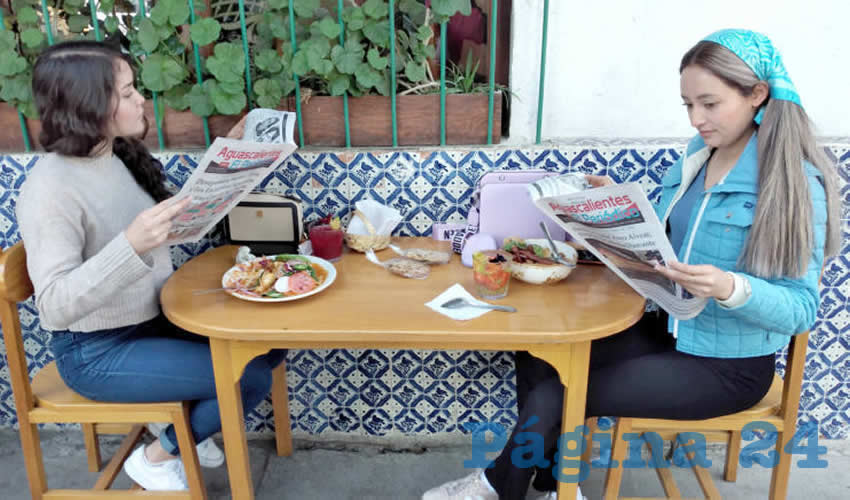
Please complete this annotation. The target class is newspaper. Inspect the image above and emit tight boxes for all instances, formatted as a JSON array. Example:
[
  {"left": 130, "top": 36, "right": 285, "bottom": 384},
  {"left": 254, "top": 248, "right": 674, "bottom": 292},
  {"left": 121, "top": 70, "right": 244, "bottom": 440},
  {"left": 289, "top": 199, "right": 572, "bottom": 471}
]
[
  {"left": 166, "top": 109, "right": 298, "bottom": 244},
  {"left": 528, "top": 175, "right": 708, "bottom": 320}
]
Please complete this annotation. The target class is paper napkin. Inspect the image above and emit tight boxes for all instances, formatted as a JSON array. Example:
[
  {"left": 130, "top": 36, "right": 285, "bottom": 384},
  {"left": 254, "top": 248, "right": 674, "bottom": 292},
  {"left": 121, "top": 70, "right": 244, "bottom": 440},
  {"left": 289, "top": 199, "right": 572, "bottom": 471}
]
[{"left": 426, "top": 283, "right": 495, "bottom": 321}]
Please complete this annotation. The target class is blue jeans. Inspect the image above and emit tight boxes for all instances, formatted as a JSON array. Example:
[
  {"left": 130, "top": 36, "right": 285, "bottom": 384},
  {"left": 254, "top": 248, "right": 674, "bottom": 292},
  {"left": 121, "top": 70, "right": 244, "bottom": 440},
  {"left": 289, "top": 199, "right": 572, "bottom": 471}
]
[{"left": 50, "top": 314, "right": 287, "bottom": 455}]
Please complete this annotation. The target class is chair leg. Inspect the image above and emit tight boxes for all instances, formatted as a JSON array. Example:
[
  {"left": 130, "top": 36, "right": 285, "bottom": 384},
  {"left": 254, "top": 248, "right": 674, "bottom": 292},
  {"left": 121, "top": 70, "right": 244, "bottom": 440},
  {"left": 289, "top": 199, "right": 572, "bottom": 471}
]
[
  {"left": 172, "top": 403, "right": 208, "bottom": 500},
  {"left": 603, "top": 417, "right": 632, "bottom": 500},
  {"left": 769, "top": 430, "right": 793, "bottom": 500},
  {"left": 82, "top": 423, "right": 103, "bottom": 472},
  {"left": 92, "top": 424, "right": 145, "bottom": 490},
  {"left": 581, "top": 417, "right": 597, "bottom": 465},
  {"left": 724, "top": 430, "right": 741, "bottom": 482},
  {"left": 19, "top": 422, "right": 48, "bottom": 500},
  {"left": 272, "top": 360, "right": 293, "bottom": 457}
]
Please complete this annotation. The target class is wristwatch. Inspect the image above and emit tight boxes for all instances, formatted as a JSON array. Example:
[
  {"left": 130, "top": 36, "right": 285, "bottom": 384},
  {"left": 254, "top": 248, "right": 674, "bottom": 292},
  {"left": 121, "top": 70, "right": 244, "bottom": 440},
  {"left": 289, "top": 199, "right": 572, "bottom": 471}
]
[{"left": 717, "top": 272, "right": 752, "bottom": 309}]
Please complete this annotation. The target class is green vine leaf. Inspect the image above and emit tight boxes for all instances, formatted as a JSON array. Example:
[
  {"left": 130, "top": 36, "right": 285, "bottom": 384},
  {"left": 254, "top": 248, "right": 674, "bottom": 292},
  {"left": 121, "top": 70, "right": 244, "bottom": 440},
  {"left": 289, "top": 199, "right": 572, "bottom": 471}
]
[
  {"left": 190, "top": 18, "right": 221, "bottom": 46},
  {"left": 16, "top": 7, "right": 39, "bottom": 25},
  {"left": 141, "top": 54, "right": 188, "bottom": 92},
  {"left": 105, "top": 16, "right": 119, "bottom": 34},
  {"left": 313, "top": 17, "right": 341, "bottom": 40},
  {"left": 207, "top": 80, "right": 246, "bottom": 115},
  {"left": 291, "top": 51, "right": 309, "bottom": 76},
  {"left": 138, "top": 18, "right": 161, "bottom": 53},
  {"left": 254, "top": 78, "right": 283, "bottom": 108},
  {"left": 329, "top": 73, "right": 350, "bottom": 96},
  {"left": 417, "top": 25, "right": 432, "bottom": 42},
  {"left": 404, "top": 60, "right": 426, "bottom": 83},
  {"left": 268, "top": 0, "right": 288, "bottom": 9},
  {"left": 63, "top": 0, "right": 86, "bottom": 10},
  {"left": 342, "top": 7, "right": 366, "bottom": 31},
  {"left": 164, "top": 84, "right": 191, "bottom": 111},
  {"left": 0, "top": 31, "right": 16, "bottom": 52},
  {"left": 0, "top": 74, "right": 30, "bottom": 103},
  {"left": 293, "top": 0, "right": 319, "bottom": 19},
  {"left": 430, "top": 0, "right": 471, "bottom": 20},
  {"left": 21, "top": 28, "right": 45, "bottom": 48},
  {"left": 188, "top": 83, "right": 215, "bottom": 117},
  {"left": 207, "top": 43, "right": 245, "bottom": 84},
  {"left": 100, "top": 0, "right": 115, "bottom": 11},
  {"left": 363, "top": 20, "right": 390, "bottom": 48},
  {"left": 0, "top": 54, "right": 27, "bottom": 76},
  {"left": 331, "top": 45, "right": 363, "bottom": 75},
  {"left": 367, "top": 48, "right": 388, "bottom": 70},
  {"left": 363, "top": 0, "right": 388, "bottom": 19},
  {"left": 150, "top": 0, "right": 190, "bottom": 27},
  {"left": 400, "top": 0, "right": 427, "bottom": 24},
  {"left": 256, "top": 49, "right": 283, "bottom": 74},
  {"left": 354, "top": 63, "right": 382, "bottom": 90}
]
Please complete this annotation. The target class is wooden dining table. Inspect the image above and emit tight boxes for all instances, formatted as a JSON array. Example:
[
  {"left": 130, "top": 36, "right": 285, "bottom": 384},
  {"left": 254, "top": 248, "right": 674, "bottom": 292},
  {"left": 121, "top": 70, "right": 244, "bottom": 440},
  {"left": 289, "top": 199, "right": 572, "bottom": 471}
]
[{"left": 160, "top": 238, "right": 645, "bottom": 499}]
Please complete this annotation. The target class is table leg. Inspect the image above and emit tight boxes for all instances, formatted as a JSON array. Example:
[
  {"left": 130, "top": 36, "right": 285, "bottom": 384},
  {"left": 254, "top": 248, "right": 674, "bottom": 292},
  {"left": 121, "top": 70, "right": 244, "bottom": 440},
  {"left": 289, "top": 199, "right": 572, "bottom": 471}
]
[
  {"left": 530, "top": 341, "right": 592, "bottom": 500},
  {"left": 210, "top": 338, "right": 255, "bottom": 500}
]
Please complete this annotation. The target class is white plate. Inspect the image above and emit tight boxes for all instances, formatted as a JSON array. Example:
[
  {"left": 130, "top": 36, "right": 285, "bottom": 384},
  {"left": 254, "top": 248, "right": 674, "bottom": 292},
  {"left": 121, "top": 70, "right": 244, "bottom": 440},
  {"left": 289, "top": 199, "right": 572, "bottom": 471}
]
[{"left": 221, "top": 255, "right": 337, "bottom": 303}]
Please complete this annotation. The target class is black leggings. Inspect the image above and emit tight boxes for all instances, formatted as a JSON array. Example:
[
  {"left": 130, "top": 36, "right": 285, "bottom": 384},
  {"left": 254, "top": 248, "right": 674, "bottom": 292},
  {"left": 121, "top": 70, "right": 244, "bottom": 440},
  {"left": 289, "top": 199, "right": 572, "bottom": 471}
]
[{"left": 485, "top": 313, "right": 776, "bottom": 499}]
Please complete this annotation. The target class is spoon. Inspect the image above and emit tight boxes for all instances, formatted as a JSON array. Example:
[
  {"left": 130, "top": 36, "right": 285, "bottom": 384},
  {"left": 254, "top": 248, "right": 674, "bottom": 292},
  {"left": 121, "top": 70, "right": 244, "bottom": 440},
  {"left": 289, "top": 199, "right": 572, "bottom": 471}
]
[
  {"left": 539, "top": 222, "right": 575, "bottom": 267},
  {"left": 440, "top": 297, "right": 517, "bottom": 313}
]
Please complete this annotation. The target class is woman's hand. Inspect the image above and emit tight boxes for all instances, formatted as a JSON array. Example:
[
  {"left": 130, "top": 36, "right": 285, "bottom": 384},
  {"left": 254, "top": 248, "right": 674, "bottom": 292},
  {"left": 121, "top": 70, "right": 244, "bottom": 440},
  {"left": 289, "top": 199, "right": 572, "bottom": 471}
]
[
  {"left": 125, "top": 197, "right": 192, "bottom": 255},
  {"left": 653, "top": 261, "right": 735, "bottom": 300},
  {"left": 585, "top": 174, "right": 615, "bottom": 188},
  {"left": 226, "top": 115, "right": 248, "bottom": 140}
]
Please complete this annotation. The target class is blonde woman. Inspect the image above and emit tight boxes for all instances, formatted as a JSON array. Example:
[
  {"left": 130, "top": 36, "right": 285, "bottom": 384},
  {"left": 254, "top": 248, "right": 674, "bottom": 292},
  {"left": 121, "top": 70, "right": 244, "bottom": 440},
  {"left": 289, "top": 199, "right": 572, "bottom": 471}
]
[{"left": 423, "top": 29, "right": 838, "bottom": 500}]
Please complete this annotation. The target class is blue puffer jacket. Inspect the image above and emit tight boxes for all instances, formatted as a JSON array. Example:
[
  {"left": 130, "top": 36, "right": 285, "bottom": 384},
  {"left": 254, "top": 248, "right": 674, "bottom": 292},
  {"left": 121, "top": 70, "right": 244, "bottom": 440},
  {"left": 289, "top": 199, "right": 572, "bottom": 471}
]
[{"left": 654, "top": 133, "right": 826, "bottom": 358}]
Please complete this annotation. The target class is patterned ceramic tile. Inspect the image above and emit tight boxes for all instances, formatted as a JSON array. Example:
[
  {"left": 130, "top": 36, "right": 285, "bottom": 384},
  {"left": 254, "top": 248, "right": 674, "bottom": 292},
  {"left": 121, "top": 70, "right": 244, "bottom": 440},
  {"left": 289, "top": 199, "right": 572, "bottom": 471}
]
[{"left": 2, "top": 141, "right": 850, "bottom": 442}]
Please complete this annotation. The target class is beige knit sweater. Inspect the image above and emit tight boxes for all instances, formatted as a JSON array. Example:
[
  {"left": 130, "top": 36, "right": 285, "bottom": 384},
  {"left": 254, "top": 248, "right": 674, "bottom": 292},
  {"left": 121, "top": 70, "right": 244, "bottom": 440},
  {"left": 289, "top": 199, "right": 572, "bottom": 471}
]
[{"left": 16, "top": 152, "right": 174, "bottom": 332}]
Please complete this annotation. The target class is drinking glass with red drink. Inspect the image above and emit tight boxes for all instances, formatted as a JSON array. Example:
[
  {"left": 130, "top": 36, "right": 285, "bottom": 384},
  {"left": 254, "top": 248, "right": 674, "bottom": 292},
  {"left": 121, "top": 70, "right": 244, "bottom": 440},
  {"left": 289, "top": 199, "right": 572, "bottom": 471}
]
[{"left": 309, "top": 215, "right": 343, "bottom": 261}]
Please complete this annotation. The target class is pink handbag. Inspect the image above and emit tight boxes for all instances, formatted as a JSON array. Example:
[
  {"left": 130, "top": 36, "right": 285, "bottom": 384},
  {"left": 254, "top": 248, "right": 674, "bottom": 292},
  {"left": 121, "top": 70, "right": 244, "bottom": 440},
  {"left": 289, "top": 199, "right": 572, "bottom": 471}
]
[{"left": 451, "top": 169, "right": 567, "bottom": 253}]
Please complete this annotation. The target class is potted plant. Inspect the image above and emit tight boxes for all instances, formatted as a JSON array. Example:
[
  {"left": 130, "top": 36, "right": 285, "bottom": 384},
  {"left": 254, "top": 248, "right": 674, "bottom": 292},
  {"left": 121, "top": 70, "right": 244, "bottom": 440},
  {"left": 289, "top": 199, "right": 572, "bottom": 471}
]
[{"left": 1, "top": 0, "right": 504, "bottom": 151}]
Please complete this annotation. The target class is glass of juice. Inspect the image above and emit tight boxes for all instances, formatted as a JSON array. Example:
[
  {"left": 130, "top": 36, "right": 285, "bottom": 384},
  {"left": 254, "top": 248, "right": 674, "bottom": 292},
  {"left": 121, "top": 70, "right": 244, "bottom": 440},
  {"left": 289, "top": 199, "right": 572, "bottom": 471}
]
[
  {"left": 309, "top": 224, "right": 344, "bottom": 261},
  {"left": 472, "top": 250, "right": 511, "bottom": 299}
]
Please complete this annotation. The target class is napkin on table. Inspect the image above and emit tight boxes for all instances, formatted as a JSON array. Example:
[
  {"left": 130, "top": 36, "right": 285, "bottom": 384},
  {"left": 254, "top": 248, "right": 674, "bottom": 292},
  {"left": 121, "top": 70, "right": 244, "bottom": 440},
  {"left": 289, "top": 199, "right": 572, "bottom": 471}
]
[{"left": 426, "top": 283, "right": 495, "bottom": 320}]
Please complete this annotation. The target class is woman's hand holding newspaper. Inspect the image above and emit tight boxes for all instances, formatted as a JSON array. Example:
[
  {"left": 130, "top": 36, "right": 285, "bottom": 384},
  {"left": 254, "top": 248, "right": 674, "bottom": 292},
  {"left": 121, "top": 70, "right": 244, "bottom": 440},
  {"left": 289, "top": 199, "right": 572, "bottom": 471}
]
[
  {"left": 654, "top": 261, "right": 735, "bottom": 300},
  {"left": 584, "top": 174, "right": 615, "bottom": 187}
]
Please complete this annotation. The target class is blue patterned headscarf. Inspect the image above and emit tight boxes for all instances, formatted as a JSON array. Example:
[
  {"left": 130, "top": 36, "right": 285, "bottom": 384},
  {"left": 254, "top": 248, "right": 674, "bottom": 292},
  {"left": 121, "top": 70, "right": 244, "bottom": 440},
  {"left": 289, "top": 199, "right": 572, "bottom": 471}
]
[{"left": 702, "top": 29, "right": 801, "bottom": 124}]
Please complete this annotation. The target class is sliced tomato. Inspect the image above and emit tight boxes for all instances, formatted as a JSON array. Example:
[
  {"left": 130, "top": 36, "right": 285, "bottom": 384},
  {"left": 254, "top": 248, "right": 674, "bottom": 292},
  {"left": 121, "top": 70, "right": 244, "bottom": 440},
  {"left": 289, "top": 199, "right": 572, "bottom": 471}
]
[{"left": 288, "top": 271, "right": 319, "bottom": 295}]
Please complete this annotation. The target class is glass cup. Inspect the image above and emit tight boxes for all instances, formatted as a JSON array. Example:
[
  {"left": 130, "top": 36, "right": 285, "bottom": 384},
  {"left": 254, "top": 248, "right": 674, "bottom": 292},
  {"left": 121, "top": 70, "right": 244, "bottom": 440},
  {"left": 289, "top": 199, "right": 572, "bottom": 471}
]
[
  {"left": 309, "top": 224, "right": 344, "bottom": 261},
  {"left": 472, "top": 250, "right": 511, "bottom": 299}
]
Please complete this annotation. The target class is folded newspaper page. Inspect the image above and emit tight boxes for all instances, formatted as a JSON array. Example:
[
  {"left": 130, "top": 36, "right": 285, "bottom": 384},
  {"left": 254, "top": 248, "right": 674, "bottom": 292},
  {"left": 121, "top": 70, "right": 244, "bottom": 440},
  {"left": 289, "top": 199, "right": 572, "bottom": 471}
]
[
  {"left": 166, "top": 109, "right": 297, "bottom": 245},
  {"left": 528, "top": 175, "right": 708, "bottom": 320}
]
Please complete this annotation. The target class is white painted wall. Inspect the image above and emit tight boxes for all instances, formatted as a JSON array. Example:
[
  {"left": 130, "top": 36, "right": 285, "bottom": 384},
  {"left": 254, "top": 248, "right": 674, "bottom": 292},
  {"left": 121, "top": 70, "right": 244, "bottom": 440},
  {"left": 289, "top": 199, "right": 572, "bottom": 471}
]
[{"left": 507, "top": 0, "right": 850, "bottom": 143}]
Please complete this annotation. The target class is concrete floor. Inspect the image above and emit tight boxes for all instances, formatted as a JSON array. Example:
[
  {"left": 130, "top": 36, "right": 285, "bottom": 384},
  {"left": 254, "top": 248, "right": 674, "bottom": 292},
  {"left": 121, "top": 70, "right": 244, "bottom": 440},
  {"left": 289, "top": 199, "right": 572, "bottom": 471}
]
[{"left": 1, "top": 428, "right": 848, "bottom": 499}]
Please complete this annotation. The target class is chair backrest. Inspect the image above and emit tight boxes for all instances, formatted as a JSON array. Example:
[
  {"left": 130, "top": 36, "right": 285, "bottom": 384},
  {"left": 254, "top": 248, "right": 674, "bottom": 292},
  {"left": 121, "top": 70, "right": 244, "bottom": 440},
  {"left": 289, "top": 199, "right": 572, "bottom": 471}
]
[{"left": 0, "top": 242, "right": 37, "bottom": 417}]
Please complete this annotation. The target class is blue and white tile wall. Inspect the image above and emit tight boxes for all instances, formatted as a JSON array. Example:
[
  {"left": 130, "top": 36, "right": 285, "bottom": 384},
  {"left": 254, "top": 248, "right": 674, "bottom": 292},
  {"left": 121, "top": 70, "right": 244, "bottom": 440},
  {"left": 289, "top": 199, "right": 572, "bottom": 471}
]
[{"left": 1, "top": 140, "right": 849, "bottom": 442}]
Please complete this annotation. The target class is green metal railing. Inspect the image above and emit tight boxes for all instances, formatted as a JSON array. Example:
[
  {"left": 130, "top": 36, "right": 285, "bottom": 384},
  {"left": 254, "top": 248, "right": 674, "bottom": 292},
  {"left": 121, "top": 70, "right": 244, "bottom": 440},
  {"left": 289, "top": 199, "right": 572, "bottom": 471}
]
[{"left": 3, "top": 0, "right": 555, "bottom": 150}]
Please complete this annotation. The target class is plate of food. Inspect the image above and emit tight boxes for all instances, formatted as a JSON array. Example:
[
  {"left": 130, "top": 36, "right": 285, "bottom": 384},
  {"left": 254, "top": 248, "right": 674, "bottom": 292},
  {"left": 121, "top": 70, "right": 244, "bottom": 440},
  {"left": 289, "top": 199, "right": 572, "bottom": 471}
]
[{"left": 221, "top": 254, "right": 337, "bottom": 302}]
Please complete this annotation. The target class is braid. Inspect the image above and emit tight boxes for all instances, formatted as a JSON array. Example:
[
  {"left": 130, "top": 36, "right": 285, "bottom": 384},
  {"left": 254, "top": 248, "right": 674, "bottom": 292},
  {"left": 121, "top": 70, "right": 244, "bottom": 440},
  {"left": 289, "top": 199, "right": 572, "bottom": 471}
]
[{"left": 112, "top": 137, "right": 172, "bottom": 202}]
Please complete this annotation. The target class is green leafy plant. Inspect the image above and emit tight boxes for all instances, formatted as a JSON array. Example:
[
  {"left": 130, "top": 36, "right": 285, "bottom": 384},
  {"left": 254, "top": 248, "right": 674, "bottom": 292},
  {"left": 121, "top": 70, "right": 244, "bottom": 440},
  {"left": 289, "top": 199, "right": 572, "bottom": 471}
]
[
  {"left": 252, "top": 0, "right": 471, "bottom": 105},
  {"left": 0, "top": 1, "right": 47, "bottom": 118},
  {"left": 2, "top": 0, "right": 498, "bottom": 122}
]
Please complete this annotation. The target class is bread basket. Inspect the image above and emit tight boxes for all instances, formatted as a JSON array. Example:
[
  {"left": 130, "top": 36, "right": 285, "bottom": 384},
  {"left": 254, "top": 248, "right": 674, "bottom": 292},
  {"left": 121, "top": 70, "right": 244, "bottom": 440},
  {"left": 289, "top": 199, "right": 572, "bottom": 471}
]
[{"left": 344, "top": 209, "right": 390, "bottom": 252}]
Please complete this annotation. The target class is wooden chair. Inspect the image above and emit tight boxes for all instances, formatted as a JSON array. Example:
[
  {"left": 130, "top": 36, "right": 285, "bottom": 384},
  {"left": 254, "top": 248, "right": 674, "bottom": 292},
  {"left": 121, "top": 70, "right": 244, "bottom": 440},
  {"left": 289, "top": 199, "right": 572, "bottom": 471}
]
[
  {"left": 0, "top": 241, "right": 209, "bottom": 499},
  {"left": 584, "top": 330, "right": 809, "bottom": 500}
]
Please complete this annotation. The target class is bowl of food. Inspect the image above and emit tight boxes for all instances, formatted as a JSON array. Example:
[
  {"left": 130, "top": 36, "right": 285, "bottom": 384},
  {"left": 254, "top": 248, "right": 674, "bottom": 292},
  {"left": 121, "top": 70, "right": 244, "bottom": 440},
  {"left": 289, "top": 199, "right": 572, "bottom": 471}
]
[{"left": 503, "top": 237, "right": 578, "bottom": 285}]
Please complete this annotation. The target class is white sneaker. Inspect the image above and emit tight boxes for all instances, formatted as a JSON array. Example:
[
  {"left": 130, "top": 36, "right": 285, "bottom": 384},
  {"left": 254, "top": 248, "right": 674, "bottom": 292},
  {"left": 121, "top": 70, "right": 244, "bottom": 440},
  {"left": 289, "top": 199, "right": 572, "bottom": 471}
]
[
  {"left": 147, "top": 422, "right": 225, "bottom": 468},
  {"left": 123, "top": 445, "right": 187, "bottom": 491},
  {"left": 422, "top": 470, "right": 498, "bottom": 500},
  {"left": 531, "top": 485, "right": 587, "bottom": 500}
]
